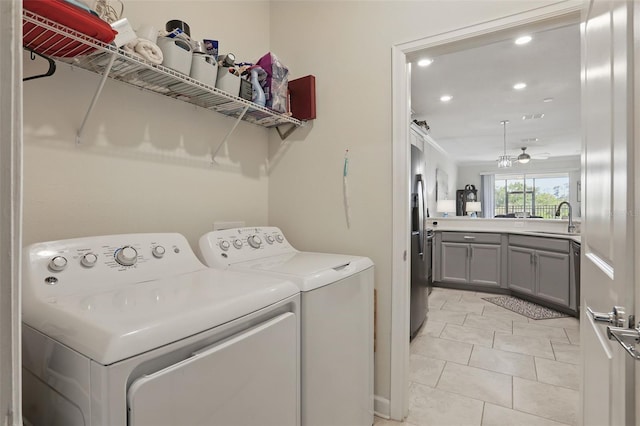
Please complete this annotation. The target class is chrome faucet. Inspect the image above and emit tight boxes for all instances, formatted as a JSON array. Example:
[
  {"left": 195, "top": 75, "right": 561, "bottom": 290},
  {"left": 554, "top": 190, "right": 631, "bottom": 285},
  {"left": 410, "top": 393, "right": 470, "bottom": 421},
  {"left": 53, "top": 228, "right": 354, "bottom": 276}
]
[{"left": 555, "top": 201, "right": 576, "bottom": 233}]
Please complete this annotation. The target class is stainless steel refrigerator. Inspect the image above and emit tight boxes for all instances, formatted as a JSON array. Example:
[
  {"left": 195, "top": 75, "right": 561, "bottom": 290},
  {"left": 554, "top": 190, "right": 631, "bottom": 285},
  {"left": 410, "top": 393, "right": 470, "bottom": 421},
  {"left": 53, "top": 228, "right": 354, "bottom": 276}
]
[{"left": 410, "top": 144, "right": 430, "bottom": 339}]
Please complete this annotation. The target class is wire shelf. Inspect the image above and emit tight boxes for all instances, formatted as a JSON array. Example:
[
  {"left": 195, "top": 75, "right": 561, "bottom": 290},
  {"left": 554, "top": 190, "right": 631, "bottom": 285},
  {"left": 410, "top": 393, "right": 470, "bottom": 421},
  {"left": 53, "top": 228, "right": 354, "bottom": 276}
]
[{"left": 22, "top": 9, "right": 302, "bottom": 130}]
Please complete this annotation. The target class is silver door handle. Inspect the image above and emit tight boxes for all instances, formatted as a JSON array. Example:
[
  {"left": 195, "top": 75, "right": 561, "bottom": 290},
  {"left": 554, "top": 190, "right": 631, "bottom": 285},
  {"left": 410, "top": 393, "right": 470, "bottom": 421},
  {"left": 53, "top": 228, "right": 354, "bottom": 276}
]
[
  {"left": 607, "top": 326, "right": 640, "bottom": 360},
  {"left": 587, "top": 306, "right": 628, "bottom": 327},
  {"left": 463, "top": 236, "right": 475, "bottom": 240}
]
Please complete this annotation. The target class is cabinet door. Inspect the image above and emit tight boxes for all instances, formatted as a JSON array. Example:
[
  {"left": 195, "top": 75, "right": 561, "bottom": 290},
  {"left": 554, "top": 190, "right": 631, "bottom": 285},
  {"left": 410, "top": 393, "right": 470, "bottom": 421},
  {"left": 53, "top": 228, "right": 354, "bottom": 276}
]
[
  {"left": 535, "top": 249, "right": 570, "bottom": 306},
  {"left": 469, "top": 244, "right": 501, "bottom": 287},
  {"left": 508, "top": 246, "right": 536, "bottom": 295},
  {"left": 441, "top": 242, "right": 469, "bottom": 283}
]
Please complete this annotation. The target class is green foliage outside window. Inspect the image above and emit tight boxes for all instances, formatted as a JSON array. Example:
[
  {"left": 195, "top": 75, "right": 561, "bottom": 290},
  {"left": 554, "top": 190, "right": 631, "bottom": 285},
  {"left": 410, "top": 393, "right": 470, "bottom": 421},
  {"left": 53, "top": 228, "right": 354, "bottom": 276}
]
[{"left": 494, "top": 174, "right": 569, "bottom": 218}]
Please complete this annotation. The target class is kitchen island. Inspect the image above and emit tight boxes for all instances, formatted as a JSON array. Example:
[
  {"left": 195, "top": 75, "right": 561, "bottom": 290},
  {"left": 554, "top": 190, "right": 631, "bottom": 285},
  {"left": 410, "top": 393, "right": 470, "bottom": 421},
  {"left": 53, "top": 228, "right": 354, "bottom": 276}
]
[{"left": 430, "top": 218, "right": 580, "bottom": 317}]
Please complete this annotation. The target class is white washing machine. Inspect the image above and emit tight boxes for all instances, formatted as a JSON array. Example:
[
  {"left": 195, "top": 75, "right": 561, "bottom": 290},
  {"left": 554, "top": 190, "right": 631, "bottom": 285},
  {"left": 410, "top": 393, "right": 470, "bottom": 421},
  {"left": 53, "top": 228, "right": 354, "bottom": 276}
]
[
  {"left": 22, "top": 233, "right": 300, "bottom": 426},
  {"left": 199, "top": 227, "right": 374, "bottom": 426}
]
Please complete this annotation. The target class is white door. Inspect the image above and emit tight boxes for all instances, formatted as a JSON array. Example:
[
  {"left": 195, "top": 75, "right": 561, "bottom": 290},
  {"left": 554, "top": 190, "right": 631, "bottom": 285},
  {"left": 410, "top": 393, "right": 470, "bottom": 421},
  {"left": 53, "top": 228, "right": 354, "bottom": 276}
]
[{"left": 581, "top": 1, "right": 639, "bottom": 425}]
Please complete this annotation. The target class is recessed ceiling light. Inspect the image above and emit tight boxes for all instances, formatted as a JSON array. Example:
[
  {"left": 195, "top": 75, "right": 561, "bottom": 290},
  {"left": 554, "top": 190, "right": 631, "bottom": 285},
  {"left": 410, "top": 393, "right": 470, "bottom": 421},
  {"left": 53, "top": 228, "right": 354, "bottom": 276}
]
[
  {"left": 513, "top": 82, "right": 527, "bottom": 90},
  {"left": 543, "top": 97, "right": 554, "bottom": 102},
  {"left": 522, "top": 113, "right": 545, "bottom": 120},
  {"left": 440, "top": 95, "right": 453, "bottom": 102},
  {"left": 417, "top": 58, "right": 433, "bottom": 67},
  {"left": 515, "top": 35, "right": 532, "bottom": 45}
]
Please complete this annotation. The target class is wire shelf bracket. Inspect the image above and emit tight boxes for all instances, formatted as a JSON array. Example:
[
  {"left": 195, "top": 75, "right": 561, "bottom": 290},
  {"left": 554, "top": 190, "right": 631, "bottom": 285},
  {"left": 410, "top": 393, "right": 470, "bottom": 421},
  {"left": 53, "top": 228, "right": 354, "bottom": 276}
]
[
  {"left": 76, "top": 52, "right": 116, "bottom": 145},
  {"left": 210, "top": 105, "right": 250, "bottom": 163},
  {"left": 275, "top": 123, "right": 299, "bottom": 141}
]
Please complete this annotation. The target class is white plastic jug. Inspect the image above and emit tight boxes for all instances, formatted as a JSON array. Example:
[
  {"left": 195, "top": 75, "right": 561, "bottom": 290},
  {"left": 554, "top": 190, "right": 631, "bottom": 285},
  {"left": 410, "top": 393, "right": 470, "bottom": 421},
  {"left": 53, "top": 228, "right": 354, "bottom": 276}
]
[
  {"left": 190, "top": 53, "right": 218, "bottom": 87},
  {"left": 157, "top": 36, "right": 192, "bottom": 75}
]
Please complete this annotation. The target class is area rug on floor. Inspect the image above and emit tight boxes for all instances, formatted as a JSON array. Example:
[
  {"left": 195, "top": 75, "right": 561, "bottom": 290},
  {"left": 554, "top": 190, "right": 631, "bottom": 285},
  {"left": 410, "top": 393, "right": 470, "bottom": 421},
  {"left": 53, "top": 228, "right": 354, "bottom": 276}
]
[{"left": 482, "top": 296, "right": 569, "bottom": 320}]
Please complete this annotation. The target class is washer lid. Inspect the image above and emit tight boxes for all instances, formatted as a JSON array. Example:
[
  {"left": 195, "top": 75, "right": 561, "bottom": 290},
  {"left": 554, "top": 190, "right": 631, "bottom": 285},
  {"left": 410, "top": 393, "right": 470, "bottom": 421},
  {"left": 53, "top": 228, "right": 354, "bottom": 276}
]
[
  {"left": 23, "top": 268, "right": 299, "bottom": 365},
  {"left": 234, "top": 252, "right": 374, "bottom": 292}
]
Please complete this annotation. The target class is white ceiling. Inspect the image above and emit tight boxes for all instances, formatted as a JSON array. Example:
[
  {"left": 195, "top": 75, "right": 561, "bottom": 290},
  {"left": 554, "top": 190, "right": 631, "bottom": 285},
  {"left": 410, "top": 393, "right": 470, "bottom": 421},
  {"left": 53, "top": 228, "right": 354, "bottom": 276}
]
[{"left": 410, "top": 23, "right": 581, "bottom": 165}]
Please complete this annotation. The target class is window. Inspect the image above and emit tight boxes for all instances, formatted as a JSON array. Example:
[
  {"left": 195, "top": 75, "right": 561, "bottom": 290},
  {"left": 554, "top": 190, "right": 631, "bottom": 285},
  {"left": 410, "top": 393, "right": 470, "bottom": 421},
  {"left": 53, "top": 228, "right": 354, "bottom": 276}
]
[{"left": 494, "top": 173, "right": 569, "bottom": 218}]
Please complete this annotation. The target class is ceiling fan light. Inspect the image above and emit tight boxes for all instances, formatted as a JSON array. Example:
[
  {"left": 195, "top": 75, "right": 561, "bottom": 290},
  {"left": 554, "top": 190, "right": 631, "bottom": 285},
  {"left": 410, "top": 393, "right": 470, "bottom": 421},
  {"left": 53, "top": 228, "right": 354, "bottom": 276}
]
[{"left": 517, "top": 147, "right": 531, "bottom": 163}]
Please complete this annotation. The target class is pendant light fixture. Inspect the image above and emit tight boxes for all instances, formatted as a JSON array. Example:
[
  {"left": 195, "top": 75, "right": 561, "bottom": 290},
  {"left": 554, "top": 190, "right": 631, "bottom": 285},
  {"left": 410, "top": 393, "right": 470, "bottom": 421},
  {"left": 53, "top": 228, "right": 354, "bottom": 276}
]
[
  {"left": 518, "top": 147, "right": 531, "bottom": 164},
  {"left": 497, "top": 120, "right": 512, "bottom": 168}
]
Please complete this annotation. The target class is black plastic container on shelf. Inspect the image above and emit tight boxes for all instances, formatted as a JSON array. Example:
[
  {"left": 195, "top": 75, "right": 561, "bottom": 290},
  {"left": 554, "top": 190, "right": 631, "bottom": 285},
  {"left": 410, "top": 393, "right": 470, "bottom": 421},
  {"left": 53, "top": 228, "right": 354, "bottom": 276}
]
[{"left": 165, "top": 19, "right": 190, "bottom": 36}]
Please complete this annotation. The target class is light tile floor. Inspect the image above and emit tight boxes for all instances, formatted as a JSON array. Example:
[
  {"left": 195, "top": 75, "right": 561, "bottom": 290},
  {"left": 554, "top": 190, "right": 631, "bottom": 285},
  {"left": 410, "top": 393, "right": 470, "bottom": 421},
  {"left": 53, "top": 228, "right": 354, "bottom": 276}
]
[{"left": 375, "top": 287, "right": 580, "bottom": 426}]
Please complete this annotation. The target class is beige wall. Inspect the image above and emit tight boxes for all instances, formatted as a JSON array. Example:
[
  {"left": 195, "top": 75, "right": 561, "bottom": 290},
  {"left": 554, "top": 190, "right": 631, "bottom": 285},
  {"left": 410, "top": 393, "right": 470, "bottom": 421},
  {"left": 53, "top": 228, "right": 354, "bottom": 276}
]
[
  {"left": 23, "top": 1, "right": 271, "bottom": 247},
  {"left": 267, "top": 0, "right": 569, "bottom": 407}
]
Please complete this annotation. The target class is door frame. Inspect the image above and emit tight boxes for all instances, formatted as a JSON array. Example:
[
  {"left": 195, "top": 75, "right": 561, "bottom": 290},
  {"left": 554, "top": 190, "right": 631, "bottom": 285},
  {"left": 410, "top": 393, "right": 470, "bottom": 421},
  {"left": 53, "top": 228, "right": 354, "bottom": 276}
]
[
  {"left": 0, "top": 0, "right": 23, "bottom": 424},
  {"left": 389, "top": 1, "right": 583, "bottom": 420}
]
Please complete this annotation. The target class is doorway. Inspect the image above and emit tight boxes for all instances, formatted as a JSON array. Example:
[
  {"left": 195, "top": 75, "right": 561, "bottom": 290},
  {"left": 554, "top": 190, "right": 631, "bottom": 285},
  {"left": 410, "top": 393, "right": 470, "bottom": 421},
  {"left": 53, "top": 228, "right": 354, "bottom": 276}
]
[{"left": 389, "top": 2, "right": 583, "bottom": 421}]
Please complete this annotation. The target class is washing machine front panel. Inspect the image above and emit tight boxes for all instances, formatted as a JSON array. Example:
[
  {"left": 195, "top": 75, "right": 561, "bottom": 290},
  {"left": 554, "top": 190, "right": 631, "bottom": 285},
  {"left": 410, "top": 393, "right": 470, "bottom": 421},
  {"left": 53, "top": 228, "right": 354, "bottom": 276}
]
[{"left": 128, "top": 312, "right": 298, "bottom": 426}]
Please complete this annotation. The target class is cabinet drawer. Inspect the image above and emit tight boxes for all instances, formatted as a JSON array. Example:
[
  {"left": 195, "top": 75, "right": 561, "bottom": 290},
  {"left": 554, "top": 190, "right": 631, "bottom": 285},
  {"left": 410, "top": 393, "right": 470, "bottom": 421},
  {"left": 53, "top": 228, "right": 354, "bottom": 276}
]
[
  {"left": 508, "top": 235, "right": 569, "bottom": 252},
  {"left": 441, "top": 232, "right": 501, "bottom": 244}
]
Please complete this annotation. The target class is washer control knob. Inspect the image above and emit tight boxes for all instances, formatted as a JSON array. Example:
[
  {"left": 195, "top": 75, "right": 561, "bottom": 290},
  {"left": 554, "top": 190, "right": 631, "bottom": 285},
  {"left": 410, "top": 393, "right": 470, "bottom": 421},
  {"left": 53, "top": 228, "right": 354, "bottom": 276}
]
[
  {"left": 248, "top": 235, "right": 262, "bottom": 249},
  {"left": 233, "top": 239, "right": 243, "bottom": 249},
  {"left": 115, "top": 246, "right": 138, "bottom": 266},
  {"left": 275, "top": 234, "right": 284, "bottom": 243},
  {"left": 80, "top": 253, "right": 98, "bottom": 268},
  {"left": 265, "top": 235, "right": 275, "bottom": 244},
  {"left": 48, "top": 256, "right": 68, "bottom": 272},
  {"left": 152, "top": 245, "right": 166, "bottom": 259},
  {"left": 219, "top": 240, "right": 231, "bottom": 251}
]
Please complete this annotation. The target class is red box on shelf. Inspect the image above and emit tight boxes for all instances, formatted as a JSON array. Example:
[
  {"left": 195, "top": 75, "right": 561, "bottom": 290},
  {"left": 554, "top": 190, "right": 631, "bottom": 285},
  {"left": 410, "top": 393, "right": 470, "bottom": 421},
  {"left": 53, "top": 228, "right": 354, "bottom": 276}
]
[
  {"left": 23, "top": 0, "right": 117, "bottom": 58},
  {"left": 288, "top": 75, "right": 316, "bottom": 121}
]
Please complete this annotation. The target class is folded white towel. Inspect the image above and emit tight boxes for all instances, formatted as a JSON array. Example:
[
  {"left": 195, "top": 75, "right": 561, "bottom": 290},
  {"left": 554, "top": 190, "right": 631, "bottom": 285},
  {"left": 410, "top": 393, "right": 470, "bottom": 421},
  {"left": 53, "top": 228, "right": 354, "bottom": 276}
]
[
  {"left": 123, "top": 38, "right": 163, "bottom": 65},
  {"left": 134, "top": 39, "right": 163, "bottom": 64}
]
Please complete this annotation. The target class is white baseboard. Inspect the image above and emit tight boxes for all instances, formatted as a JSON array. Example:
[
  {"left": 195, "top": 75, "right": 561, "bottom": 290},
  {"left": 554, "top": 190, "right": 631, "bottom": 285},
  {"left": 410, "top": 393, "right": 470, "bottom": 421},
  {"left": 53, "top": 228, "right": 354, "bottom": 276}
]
[{"left": 374, "top": 395, "right": 390, "bottom": 419}]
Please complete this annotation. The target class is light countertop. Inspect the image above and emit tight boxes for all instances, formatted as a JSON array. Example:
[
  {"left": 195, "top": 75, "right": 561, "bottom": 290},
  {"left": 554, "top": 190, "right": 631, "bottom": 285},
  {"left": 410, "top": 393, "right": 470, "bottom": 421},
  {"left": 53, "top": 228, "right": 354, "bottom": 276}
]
[{"left": 427, "top": 218, "right": 581, "bottom": 243}]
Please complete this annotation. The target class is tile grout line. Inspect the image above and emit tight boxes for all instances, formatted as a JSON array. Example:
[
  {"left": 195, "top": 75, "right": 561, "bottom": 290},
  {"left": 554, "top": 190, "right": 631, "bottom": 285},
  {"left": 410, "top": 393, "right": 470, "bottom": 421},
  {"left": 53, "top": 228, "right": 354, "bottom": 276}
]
[{"left": 511, "top": 374, "right": 515, "bottom": 410}]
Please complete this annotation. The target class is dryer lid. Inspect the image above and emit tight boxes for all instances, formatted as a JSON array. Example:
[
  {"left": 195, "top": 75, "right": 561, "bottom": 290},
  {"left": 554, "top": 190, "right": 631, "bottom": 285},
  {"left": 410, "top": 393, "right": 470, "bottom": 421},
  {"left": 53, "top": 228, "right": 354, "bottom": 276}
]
[{"left": 234, "top": 252, "right": 374, "bottom": 292}]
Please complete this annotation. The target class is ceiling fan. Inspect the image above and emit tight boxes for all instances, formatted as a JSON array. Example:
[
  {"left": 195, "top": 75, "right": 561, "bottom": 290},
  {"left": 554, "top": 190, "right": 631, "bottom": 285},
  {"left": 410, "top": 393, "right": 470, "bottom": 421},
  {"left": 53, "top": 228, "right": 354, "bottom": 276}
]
[
  {"left": 514, "top": 147, "right": 550, "bottom": 163},
  {"left": 497, "top": 121, "right": 550, "bottom": 167}
]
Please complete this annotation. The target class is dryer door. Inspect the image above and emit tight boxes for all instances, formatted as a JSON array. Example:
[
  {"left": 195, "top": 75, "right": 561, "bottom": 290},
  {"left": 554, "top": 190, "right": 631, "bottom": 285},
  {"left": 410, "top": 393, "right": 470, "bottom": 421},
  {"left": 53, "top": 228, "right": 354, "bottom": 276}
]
[{"left": 127, "top": 312, "right": 298, "bottom": 426}]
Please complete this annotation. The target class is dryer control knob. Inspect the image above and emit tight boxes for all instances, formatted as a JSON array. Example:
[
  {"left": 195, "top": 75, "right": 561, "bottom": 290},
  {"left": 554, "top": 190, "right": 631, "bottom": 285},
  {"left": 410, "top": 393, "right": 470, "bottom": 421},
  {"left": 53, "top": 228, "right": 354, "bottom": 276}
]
[
  {"left": 80, "top": 253, "right": 98, "bottom": 268},
  {"left": 275, "top": 234, "right": 284, "bottom": 243},
  {"left": 265, "top": 235, "right": 275, "bottom": 244},
  {"left": 152, "top": 245, "right": 166, "bottom": 259},
  {"left": 248, "top": 235, "right": 262, "bottom": 249},
  {"left": 115, "top": 246, "right": 138, "bottom": 266},
  {"left": 219, "top": 240, "right": 231, "bottom": 251},
  {"left": 233, "top": 239, "right": 243, "bottom": 249},
  {"left": 49, "top": 256, "right": 68, "bottom": 272}
]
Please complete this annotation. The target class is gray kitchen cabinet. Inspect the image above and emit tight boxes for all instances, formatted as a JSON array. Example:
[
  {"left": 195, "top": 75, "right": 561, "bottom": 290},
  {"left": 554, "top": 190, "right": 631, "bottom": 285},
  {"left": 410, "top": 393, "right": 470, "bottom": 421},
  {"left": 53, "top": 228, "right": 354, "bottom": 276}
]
[
  {"left": 441, "top": 240, "right": 501, "bottom": 287},
  {"left": 536, "top": 250, "right": 570, "bottom": 306},
  {"left": 441, "top": 242, "right": 469, "bottom": 283},
  {"left": 507, "top": 246, "right": 536, "bottom": 295},
  {"left": 507, "top": 235, "right": 571, "bottom": 308}
]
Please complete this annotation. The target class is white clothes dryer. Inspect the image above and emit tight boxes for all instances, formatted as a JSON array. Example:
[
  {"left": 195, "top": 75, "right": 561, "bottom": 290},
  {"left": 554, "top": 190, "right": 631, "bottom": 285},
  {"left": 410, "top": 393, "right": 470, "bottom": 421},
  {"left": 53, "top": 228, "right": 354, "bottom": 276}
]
[
  {"left": 22, "top": 233, "right": 300, "bottom": 426},
  {"left": 199, "top": 227, "right": 374, "bottom": 426}
]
